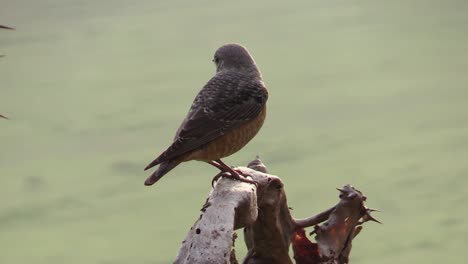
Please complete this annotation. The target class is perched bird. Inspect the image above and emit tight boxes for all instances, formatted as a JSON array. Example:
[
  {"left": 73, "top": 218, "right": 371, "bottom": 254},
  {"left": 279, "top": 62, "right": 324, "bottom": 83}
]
[{"left": 144, "top": 43, "right": 268, "bottom": 186}]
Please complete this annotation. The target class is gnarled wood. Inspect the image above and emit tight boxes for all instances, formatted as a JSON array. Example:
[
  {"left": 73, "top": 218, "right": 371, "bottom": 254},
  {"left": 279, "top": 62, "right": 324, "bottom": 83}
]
[
  {"left": 174, "top": 157, "right": 379, "bottom": 264},
  {"left": 174, "top": 174, "right": 258, "bottom": 264}
]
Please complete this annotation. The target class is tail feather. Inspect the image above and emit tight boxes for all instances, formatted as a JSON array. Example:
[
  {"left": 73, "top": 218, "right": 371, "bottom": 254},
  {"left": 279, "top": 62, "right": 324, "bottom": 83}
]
[
  {"left": 144, "top": 156, "right": 163, "bottom": 171},
  {"left": 144, "top": 160, "right": 180, "bottom": 186}
]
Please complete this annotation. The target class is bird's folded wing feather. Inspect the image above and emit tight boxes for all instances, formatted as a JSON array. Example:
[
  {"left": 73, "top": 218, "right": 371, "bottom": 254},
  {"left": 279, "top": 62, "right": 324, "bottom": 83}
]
[{"left": 145, "top": 75, "right": 267, "bottom": 170}]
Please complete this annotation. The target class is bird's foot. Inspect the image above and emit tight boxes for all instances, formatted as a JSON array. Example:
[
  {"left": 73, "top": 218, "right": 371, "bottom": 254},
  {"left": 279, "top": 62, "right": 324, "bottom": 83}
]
[
  {"left": 211, "top": 170, "right": 257, "bottom": 187},
  {"left": 231, "top": 170, "right": 258, "bottom": 186},
  {"left": 211, "top": 172, "right": 227, "bottom": 187},
  {"left": 209, "top": 159, "right": 257, "bottom": 187},
  {"left": 225, "top": 168, "right": 258, "bottom": 186}
]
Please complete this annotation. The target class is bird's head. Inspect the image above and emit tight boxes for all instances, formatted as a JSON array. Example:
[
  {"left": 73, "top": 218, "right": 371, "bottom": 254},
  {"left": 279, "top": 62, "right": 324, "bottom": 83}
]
[{"left": 213, "top": 43, "right": 261, "bottom": 77}]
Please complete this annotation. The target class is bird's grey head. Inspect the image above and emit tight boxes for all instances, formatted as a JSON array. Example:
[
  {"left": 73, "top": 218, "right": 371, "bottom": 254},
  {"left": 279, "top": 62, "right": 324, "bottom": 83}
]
[{"left": 213, "top": 43, "right": 261, "bottom": 77}]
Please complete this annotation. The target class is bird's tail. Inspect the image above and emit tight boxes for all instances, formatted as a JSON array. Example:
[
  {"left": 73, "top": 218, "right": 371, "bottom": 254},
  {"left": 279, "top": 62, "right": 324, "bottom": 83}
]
[{"left": 144, "top": 160, "right": 181, "bottom": 186}]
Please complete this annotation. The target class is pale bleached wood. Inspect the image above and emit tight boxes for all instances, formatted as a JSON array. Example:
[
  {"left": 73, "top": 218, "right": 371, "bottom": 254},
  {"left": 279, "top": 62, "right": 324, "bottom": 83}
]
[{"left": 174, "top": 170, "right": 258, "bottom": 264}]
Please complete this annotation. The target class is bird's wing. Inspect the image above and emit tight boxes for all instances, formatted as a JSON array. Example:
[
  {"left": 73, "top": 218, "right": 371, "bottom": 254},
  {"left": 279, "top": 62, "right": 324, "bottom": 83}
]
[{"left": 145, "top": 73, "right": 267, "bottom": 170}]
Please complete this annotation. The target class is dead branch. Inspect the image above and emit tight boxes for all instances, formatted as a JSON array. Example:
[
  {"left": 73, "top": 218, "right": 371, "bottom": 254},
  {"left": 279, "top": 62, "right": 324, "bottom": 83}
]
[
  {"left": 0, "top": 25, "right": 15, "bottom": 30},
  {"left": 1, "top": 24, "right": 14, "bottom": 58},
  {"left": 174, "top": 171, "right": 258, "bottom": 264},
  {"left": 174, "top": 157, "right": 379, "bottom": 264},
  {"left": 293, "top": 185, "right": 380, "bottom": 264}
]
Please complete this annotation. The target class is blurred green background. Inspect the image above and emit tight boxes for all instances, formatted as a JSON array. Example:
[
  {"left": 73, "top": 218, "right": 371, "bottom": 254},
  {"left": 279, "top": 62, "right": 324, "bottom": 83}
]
[{"left": 1, "top": 0, "right": 467, "bottom": 263}]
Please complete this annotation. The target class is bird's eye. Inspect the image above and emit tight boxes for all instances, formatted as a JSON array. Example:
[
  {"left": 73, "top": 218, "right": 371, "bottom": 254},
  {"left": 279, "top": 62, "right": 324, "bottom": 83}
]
[{"left": 213, "top": 56, "right": 220, "bottom": 63}]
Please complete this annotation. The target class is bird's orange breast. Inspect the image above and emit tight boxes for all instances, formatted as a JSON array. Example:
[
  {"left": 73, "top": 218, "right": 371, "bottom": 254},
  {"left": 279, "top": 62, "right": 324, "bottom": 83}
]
[{"left": 183, "top": 105, "right": 267, "bottom": 162}]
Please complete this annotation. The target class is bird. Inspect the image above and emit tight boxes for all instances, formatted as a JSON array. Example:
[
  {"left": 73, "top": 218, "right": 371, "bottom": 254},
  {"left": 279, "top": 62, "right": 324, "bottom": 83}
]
[{"left": 144, "top": 43, "right": 268, "bottom": 186}]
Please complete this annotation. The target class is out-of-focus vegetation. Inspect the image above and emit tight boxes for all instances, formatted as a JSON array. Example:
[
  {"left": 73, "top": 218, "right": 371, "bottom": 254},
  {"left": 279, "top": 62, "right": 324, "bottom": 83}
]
[{"left": 1, "top": 0, "right": 467, "bottom": 263}]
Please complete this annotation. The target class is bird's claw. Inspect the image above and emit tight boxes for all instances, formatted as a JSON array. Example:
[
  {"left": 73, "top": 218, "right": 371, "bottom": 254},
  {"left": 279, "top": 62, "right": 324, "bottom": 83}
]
[
  {"left": 232, "top": 169, "right": 258, "bottom": 187},
  {"left": 211, "top": 172, "right": 228, "bottom": 187},
  {"left": 210, "top": 171, "right": 258, "bottom": 187}
]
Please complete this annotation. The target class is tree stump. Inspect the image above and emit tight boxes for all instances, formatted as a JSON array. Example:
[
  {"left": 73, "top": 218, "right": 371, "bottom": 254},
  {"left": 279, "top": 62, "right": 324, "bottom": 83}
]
[{"left": 174, "top": 157, "right": 379, "bottom": 264}]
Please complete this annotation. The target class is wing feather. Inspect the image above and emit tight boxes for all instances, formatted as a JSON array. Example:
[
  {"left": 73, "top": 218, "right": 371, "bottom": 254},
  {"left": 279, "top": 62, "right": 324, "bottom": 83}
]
[{"left": 145, "top": 72, "right": 267, "bottom": 170}]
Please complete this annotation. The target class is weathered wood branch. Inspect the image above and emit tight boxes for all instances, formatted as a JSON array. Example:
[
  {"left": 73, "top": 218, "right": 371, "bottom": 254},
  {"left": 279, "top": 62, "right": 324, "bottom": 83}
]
[
  {"left": 174, "top": 157, "right": 379, "bottom": 264},
  {"left": 174, "top": 173, "right": 258, "bottom": 264},
  {"left": 0, "top": 25, "right": 14, "bottom": 30},
  {"left": 1, "top": 24, "right": 14, "bottom": 58},
  {"left": 292, "top": 185, "right": 380, "bottom": 264}
]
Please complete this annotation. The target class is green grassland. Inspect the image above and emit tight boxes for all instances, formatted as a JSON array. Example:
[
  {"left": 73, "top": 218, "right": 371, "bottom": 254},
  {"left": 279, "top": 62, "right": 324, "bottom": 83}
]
[{"left": 1, "top": 0, "right": 468, "bottom": 263}]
